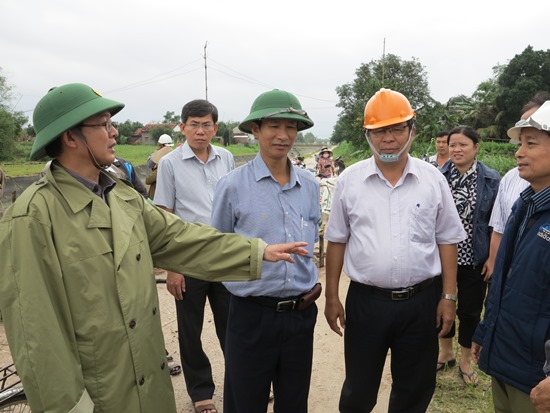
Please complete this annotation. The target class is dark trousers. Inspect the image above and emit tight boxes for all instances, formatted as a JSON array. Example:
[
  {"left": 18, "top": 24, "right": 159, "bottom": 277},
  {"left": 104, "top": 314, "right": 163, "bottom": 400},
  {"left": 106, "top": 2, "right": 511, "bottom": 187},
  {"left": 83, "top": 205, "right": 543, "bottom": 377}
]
[
  {"left": 339, "top": 281, "right": 438, "bottom": 413},
  {"left": 223, "top": 295, "right": 317, "bottom": 413},
  {"left": 175, "top": 277, "right": 230, "bottom": 402},
  {"left": 441, "top": 265, "right": 487, "bottom": 348}
]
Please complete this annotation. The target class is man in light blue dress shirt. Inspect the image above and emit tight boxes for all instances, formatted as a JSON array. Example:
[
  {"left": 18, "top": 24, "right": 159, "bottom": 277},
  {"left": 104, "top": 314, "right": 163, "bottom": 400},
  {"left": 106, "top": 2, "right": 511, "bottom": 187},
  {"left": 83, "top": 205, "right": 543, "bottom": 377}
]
[
  {"left": 154, "top": 99, "right": 235, "bottom": 413},
  {"left": 211, "top": 89, "right": 321, "bottom": 413}
]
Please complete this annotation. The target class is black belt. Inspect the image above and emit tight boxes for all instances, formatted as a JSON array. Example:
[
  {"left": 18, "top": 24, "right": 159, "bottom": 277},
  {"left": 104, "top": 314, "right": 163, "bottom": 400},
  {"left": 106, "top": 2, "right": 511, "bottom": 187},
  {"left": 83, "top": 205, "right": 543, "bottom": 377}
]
[
  {"left": 364, "top": 278, "right": 434, "bottom": 301},
  {"left": 241, "top": 295, "right": 301, "bottom": 312}
]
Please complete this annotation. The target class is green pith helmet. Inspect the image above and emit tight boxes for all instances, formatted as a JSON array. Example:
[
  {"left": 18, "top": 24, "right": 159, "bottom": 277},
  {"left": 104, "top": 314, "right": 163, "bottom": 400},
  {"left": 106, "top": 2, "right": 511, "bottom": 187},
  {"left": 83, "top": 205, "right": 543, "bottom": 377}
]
[
  {"left": 30, "top": 83, "right": 125, "bottom": 160},
  {"left": 238, "top": 89, "right": 314, "bottom": 134}
]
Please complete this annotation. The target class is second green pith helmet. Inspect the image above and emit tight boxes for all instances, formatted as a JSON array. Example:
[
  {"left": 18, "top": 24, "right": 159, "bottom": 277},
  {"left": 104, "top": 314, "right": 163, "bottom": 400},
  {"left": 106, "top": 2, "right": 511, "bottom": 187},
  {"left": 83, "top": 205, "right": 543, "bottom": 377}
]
[
  {"left": 31, "top": 83, "right": 125, "bottom": 160},
  {"left": 238, "top": 89, "right": 314, "bottom": 134}
]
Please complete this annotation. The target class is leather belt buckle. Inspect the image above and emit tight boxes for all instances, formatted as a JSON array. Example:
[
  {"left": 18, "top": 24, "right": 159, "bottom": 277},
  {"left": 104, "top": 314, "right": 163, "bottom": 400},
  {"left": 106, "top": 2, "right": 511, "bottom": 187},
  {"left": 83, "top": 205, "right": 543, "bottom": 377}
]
[
  {"left": 391, "top": 288, "right": 413, "bottom": 301},
  {"left": 276, "top": 300, "right": 297, "bottom": 312}
]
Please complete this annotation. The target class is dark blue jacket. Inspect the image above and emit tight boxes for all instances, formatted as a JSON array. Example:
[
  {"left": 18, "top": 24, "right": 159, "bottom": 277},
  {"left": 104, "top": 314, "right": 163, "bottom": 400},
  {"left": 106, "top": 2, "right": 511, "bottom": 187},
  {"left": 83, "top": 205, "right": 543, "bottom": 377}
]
[
  {"left": 472, "top": 194, "right": 550, "bottom": 394},
  {"left": 440, "top": 160, "right": 500, "bottom": 265}
]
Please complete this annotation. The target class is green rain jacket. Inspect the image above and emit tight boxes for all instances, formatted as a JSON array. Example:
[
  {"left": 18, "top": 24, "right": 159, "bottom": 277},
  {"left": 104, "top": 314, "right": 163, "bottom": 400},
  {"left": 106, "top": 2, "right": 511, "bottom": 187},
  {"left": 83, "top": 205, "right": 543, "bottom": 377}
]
[{"left": 0, "top": 165, "right": 264, "bottom": 413}]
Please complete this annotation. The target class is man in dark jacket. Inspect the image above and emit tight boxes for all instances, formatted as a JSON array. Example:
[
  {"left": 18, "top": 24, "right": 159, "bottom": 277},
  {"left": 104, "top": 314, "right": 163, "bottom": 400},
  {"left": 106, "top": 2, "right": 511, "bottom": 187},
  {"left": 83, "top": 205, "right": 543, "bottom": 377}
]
[{"left": 472, "top": 100, "right": 550, "bottom": 412}]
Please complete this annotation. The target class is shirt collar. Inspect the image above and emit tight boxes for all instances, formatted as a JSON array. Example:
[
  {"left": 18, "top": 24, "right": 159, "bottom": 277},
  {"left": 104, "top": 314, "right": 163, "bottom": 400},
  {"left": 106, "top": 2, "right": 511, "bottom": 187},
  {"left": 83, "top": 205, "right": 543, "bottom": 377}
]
[
  {"left": 180, "top": 141, "right": 219, "bottom": 163},
  {"left": 57, "top": 161, "right": 116, "bottom": 199},
  {"left": 364, "top": 154, "right": 420, "bottom": 185},
  {"left": 251, "top": 154, "right": 300, "bottom": 189},
  {"left": 521, "top": 185, "right": 550, "bottom": 211}
]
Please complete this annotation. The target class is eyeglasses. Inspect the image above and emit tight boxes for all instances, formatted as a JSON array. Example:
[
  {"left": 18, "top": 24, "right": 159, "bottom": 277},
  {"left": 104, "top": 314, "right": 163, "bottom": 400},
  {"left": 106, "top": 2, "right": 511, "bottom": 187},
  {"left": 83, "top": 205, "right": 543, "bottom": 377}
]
[
  {"left": 368, "top": 124, "right": 408, "bottom": 138},
  {"left": 185, "top": 122, "right": 215, "bottom": 131},
  {"left": 261, "top": 107, "right": 308, "bottom": 120},
  {"left": 80, "top": 119, "right": 118, "bottom": 133}
]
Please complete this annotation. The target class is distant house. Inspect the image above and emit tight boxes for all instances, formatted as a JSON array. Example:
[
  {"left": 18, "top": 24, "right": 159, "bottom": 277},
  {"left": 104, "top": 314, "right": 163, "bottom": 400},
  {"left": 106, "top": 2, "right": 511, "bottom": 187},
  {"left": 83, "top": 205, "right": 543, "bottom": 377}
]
[
  {"left": 232, "top": 127, "right": 251, "bottom": 145},
  {"left": 128, "top": 123, "right": 178, "bottom": 145}
]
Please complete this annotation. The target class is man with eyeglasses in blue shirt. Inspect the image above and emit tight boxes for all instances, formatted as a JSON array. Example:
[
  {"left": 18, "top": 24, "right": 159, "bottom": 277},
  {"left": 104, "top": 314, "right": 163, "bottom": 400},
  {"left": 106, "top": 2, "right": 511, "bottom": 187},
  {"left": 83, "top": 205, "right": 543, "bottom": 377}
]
[{"left": 154, "top": 99, "right": 235, "bottom": 413}]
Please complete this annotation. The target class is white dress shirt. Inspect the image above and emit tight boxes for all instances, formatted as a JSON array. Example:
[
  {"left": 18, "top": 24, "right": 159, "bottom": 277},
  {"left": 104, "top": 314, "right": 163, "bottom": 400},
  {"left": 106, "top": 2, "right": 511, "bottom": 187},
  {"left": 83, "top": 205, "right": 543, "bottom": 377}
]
[
  {"left": 488, "top": 167, "right": 529, "bottom": 234},
  {"left": 325, "top": 155, "right": 465, "bottom": 289}
]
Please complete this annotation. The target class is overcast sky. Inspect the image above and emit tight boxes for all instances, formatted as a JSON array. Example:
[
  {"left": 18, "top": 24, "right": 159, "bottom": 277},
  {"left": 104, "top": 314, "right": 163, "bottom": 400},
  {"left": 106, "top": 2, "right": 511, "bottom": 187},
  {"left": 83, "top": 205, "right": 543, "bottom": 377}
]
[{"left": 2, "top": 0, "right": 549, "bottom": 139}]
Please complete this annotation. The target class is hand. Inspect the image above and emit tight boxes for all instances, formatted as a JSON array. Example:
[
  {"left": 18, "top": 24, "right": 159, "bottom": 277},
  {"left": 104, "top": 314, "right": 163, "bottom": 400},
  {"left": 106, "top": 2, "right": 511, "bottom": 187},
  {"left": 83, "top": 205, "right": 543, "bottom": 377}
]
[
  {"left": 263, "top": 242, "right": 308, "bottom": 263},
  {"left": 471, "top": 341, "right": 482, "bottom": 364},
  {"left": 436, "top": 298, "right": 456, "bottom": 337},
  {"left": 324, "top": 297, "right": 346, "bottom": 336},
  {"left": 532, "top": 376, "right": 550, "bottom": 412},
  {"left": 481, "top": 258, "right": 494, "bottom": 282},
  {"left": 167, "top": 271, "right": 185, "bottom": 301}
]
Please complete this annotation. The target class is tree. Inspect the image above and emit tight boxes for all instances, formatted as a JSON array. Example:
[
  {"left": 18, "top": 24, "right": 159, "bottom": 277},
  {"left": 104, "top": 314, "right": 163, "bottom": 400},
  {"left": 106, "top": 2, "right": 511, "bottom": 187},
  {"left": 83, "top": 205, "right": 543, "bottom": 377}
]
[
  {"left": 494, "top": 46, "right": 550, "bottom": 138},
  {"left": 331, "top": 54, "right": 431, "bottom": 148},
  {"left": 0, "top": 68, "right": 27, "bottom": 160},
  {"left": 163, "top": 111, "right": 180, "bottom": 124},
  {"left": 116, "top": 120, "right": 144, "bottom": 144}
]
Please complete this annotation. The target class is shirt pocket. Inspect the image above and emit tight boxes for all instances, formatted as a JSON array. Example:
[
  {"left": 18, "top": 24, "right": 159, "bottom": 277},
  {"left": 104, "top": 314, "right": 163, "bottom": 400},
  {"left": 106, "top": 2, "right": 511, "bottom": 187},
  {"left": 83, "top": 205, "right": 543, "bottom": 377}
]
[
  {"left": 301, "top": 219, "right": 316, "bottom": 258},
  {"left": 409, "top": 205, "right": 437, "bottom": 243}
]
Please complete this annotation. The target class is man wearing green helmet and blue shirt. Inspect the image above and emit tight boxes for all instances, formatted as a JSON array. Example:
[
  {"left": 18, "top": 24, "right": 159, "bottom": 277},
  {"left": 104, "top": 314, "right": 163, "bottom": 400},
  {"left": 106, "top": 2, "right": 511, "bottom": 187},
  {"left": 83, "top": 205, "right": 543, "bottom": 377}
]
[
  {"left": 211, "top": 89, "right": 321, "bottom": 413},
  {"left": 0, "top": 83, "right": 309, "bottom": 413}
]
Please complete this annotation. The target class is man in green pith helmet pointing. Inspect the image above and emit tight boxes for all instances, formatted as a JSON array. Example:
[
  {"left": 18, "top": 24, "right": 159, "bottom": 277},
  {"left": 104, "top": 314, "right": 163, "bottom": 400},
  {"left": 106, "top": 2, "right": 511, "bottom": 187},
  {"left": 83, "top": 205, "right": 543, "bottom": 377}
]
[{"left": 0, "top": 83, "right": 309, "bottom": 413}]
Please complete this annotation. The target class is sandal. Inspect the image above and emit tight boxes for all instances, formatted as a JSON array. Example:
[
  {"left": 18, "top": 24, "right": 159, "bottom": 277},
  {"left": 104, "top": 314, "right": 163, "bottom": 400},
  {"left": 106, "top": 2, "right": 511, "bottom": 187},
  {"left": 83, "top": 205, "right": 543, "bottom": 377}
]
[
  {"left": 194, "top": 402, "right": 217, "bottom": 413},
  {"left": 166, "top": 353, "right": 182, "bottom": 376},
  {"left": 459, "top": 367, "right": 479, "bottom": 385},
  {"left": 436, "top": 358, "right": 456, "bottom": 372}
]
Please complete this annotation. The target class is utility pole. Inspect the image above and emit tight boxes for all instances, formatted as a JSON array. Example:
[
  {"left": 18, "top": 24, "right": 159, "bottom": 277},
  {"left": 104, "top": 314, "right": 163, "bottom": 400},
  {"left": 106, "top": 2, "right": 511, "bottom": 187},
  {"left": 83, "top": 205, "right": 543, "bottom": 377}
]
[
  {"left": 381, "top": 37, "right": 386, "bottom": 85},
  {"left": 203, "top": 41, "right": 208, "bottom": 101}
]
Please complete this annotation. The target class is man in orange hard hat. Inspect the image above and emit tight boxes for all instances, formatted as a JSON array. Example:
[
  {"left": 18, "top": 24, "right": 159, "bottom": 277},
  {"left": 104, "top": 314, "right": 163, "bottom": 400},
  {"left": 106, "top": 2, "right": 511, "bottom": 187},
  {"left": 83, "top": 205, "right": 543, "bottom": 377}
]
[{"left": 324, "top": 88, "right": 465, "bottom": 412}]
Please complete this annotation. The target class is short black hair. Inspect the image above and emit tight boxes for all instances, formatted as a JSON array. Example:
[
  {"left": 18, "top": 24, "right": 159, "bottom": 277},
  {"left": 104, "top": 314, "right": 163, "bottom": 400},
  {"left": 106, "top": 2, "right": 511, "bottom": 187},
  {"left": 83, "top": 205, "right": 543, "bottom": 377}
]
[
  {"left": 181, "top": 100, "right": 218, "bottom": 124},
  {"left": 447, "top": 125, "right": 479, "bottom": 145},
  {"left": 436, "top": 130, "right": 449, "bottom": 138}
]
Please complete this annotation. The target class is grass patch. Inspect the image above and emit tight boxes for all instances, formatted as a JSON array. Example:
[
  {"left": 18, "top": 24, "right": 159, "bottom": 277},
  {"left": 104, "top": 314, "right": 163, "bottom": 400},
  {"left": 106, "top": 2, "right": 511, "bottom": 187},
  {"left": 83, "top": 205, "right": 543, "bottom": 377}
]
[
  {"left": 1, "top": 143, "right": 260, "bottom": 177},
  {"left": 430, "top": 366, "right": 493, "bottom": 412}
]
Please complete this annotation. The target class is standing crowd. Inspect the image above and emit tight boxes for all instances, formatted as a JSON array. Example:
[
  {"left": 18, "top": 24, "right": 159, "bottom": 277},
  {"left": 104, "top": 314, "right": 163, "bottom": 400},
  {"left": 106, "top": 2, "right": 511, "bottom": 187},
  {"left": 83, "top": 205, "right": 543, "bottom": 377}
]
[{"left": 0, "top": 81, "right": 549, "bottom": 413}]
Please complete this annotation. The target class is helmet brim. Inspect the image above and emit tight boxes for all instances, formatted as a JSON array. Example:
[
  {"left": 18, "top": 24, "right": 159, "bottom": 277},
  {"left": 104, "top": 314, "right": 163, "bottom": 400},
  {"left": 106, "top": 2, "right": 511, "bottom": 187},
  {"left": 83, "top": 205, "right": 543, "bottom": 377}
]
[{"left": 238, "top": 108, "right": 314, "bottom": 134}]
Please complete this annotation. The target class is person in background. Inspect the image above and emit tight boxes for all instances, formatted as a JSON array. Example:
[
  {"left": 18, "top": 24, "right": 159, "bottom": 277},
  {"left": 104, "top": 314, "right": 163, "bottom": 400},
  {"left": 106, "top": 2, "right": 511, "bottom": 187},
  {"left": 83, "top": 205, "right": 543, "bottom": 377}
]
[
  {"left": 211, "top": 89, "right": 320, "bottom": 413},
  {"left": 145, "top": 145, "right": 172, "bottom": 199},
  {"left": 485, "top": 91, "right": 550, "bottom": 278},
  {"left": 472, "top": 100, "right": 550, "bottom": 413},
  {"left": 427, "top": 130, "right": 450, "bottom": 168},
  {"left": 109, "top": 156, "right": 148, "bottom": 198},
  {"left": 316, "top": 147, "right": 336, "bottom": 178},
  {"left": 436, "top": 126, "right": 500, "bottom": 385},
  {"left": 324, "top": 88, "right": 465, "bottom": 412},
  {"left": 0, "top": 83, "right": 308, "bottom": 413},
  {"left": 147, "top": 133, "right": 174, "bottom": 169},
  {"left": 154, "top": 99, "right": 234, "bottom": 413}
]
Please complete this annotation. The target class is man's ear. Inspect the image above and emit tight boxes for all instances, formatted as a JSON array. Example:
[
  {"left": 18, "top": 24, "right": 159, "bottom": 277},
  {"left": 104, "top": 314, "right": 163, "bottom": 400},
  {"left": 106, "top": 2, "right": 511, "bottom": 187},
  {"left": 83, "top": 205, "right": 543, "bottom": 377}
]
[
  {"left": 250, "top": 122, "right": 260, "bottom": 139},
  {"left": 62, "top": 130, "right": 79, "bottom": 149}
]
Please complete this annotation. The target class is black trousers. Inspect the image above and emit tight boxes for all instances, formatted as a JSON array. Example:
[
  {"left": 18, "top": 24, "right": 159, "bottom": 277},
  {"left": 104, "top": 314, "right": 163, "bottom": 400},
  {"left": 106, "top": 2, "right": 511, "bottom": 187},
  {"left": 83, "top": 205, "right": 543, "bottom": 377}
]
[
  {"left": 339, "top": 281, "right": 439, "bottom": 413},
  {"left": 223, "top": 294, "right": 317, "bottom": 413},
  {"left": 441, "top": 264, "right": 488, "bottom": 348},
  {"left": 175, "top": 277, "right": 230, "bottom": 402}
]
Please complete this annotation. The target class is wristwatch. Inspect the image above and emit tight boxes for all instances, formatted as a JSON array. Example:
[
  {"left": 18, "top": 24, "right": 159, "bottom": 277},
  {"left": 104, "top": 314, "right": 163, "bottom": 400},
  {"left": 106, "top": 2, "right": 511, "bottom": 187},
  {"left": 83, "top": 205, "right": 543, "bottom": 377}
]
[{"left": 440, "top": 293, "right": 458, "bottom": 302}]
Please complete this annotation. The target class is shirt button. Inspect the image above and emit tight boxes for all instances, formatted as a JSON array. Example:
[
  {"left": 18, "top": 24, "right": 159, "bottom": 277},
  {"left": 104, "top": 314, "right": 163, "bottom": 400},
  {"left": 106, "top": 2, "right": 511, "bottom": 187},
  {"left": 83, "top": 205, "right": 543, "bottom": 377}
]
[
  {"left": 161, "top": 362, "right": 166, "bottom": 370},
  {"left": 139, "top": 376, "right": 145, "bottom": 386},
  {"left": 152, "top": 307, "right": 157, "bottom": 315},
  {"left": 136, "top": 253, "right": 141, "bottom": 261},
  {"left": 129, "top": 320, "right": 136, "bottom": 329}
]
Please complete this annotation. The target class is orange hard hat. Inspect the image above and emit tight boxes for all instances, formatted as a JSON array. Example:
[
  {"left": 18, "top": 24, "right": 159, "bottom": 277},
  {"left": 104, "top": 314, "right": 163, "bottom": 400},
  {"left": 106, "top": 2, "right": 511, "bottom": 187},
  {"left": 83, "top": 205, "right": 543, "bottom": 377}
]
[{"left": 363, "top": 88, "right": 415, "bottom": 129}]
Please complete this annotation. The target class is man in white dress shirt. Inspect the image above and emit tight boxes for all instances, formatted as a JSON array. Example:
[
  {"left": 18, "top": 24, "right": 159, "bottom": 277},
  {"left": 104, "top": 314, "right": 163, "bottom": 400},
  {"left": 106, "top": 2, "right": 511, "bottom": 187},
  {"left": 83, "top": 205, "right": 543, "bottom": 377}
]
[{"left": 324, "top": 88, "right": 465, "bottom": 413}]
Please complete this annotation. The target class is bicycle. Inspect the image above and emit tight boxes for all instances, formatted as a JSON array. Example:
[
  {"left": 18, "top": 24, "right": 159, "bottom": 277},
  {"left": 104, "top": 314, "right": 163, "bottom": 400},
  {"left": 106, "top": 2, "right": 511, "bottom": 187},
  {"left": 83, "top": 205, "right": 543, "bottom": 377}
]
[{"left": 0, "top": 363, "right": 30, "bottom": 412}]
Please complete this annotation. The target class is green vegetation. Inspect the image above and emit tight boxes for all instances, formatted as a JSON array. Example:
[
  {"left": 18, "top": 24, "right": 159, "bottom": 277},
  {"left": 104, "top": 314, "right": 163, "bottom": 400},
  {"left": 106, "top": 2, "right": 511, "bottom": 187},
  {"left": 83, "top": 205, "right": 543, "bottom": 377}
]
[
  {"left": 333, "top": 139, "right": 517, "bottom": 177},
  {"left": 0, "top": 143, "right": 260, "bottom": 177}
]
